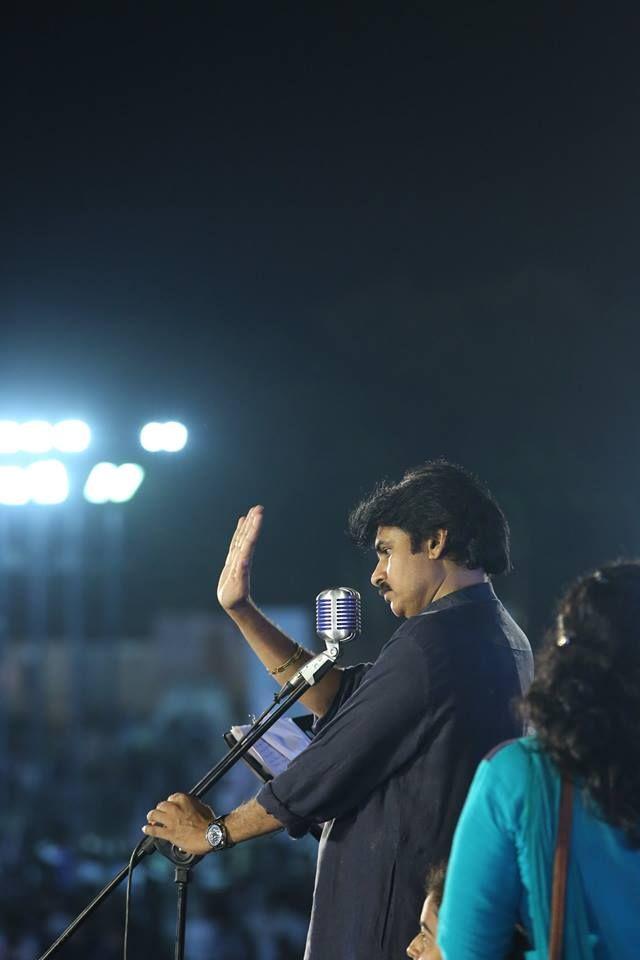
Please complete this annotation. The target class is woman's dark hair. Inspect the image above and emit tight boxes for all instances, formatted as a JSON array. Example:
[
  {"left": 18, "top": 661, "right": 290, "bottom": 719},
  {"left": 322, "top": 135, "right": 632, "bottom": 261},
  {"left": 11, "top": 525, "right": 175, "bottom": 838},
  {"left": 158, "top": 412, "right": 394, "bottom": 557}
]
[
  {"left": 524, "top": 561, "right": 640, "bottom": 846},
  {"left": 348, "top": 459, "right": 510, "bottom": 575}
]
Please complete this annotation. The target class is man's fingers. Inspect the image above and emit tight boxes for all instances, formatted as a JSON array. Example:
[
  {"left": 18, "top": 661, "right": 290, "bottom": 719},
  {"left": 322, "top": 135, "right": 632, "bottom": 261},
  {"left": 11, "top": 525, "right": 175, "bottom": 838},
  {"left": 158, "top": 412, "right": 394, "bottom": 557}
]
[
  {"left": 167, "top": 792, "right": 191, "bottom": 809},
  {"left": 225, "top": 507, "right": 262, "bottom": 574},
  {"left": 142, "top": 822, "right": 168, "bottom": 837},
  {"left": 248, "top": 505, "right": 264, "bottom": 538},
  {"left": 223, "top": 516, "right": 246, "bottom": 565},
  {"left": 146, "top": 799, "right": 179, "bottom": 824},
  {"left": 237, "top": 506, "right": 263, "bottom": 557},
  {"left": 218, "top": 507, "right": 264, "bottom": 608},
  {"left": 231, "top": 515, "right": 246, "bottom": 548},
  {"left": 146, "top": 804, "right": 170, "bottom": 822},
  {"left": 223, "top": 506, "right": 260, "bottom": 564}
]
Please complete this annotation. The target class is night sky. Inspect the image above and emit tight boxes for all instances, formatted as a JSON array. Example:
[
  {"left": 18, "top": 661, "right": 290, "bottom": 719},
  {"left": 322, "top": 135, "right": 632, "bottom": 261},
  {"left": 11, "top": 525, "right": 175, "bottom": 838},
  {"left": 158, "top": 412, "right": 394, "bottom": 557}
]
[{"left": 3, "top": 4, "right": 640, "bottom": 647}]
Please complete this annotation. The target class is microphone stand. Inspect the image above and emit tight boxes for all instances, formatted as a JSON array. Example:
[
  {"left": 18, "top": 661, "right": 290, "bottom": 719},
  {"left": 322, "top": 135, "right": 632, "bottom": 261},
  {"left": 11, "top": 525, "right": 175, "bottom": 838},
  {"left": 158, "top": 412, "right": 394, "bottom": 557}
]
[{"left": 37, "top": 641, "right": 342, "bottom": 960}]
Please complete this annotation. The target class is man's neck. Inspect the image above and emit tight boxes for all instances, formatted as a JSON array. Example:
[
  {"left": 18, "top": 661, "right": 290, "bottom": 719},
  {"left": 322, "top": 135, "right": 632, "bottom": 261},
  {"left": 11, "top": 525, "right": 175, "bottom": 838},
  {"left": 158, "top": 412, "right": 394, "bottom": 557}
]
[{"left": 430, "top": 567, "right": 488, "bottom": 605}]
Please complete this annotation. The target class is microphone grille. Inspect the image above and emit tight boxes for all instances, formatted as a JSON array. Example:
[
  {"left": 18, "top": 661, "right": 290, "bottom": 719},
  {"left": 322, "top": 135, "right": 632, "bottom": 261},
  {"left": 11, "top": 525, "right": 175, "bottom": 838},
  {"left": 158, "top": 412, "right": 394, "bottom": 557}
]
[{"left": 316, "top": 587, "right": 361, "bottom": 643}]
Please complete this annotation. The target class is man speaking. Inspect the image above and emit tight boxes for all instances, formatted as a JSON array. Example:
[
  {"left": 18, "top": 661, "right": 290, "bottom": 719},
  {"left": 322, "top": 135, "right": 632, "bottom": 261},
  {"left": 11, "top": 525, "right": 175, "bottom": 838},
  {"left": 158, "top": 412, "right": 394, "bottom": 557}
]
[{"left": 143, "top": 460, "right": 533, "bottom": 959}]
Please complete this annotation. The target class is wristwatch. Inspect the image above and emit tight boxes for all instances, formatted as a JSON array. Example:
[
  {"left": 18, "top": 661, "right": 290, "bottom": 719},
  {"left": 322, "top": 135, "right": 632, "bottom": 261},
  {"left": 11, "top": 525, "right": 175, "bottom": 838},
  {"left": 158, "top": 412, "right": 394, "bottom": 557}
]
[{"left": 205, "top": 816, "right": 234, "bottom": 851}]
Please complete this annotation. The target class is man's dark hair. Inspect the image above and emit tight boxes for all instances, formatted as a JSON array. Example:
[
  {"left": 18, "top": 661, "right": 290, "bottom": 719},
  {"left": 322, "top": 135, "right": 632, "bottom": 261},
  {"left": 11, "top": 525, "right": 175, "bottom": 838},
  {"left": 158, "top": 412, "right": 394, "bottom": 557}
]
[
  {"left": 425, "top": 861, "right": 447, "bottom": 909},
  {"left": 523, "top": 561, "right": 640, "bottom": 847},
  {"left": 348, "top": 459, "right": 511, "bottom": 575}
]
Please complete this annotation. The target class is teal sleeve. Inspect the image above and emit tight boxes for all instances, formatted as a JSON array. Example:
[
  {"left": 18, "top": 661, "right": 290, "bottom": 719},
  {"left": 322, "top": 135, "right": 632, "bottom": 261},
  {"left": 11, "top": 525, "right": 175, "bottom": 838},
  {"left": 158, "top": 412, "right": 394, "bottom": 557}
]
[{"left": 437, "top": 747, "right": 524, "bottom": 960}]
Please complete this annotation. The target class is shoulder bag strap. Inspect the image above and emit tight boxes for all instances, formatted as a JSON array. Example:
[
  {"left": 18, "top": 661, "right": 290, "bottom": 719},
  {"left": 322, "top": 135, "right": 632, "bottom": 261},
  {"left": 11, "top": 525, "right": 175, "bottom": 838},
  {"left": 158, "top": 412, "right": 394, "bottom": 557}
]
[{"left": 548, "top": 777, "right": 574, "bottom": 960}]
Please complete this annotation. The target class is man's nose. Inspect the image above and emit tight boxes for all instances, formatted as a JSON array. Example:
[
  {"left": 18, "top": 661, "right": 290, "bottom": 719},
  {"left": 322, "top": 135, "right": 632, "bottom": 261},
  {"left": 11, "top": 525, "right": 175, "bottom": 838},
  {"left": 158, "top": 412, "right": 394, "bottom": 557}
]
[
  {"left": 406, "top": 935, "right": 420, "bottom": 960},
  {"left": 370, "top": 560, "right": 386, "bottom": 587}
]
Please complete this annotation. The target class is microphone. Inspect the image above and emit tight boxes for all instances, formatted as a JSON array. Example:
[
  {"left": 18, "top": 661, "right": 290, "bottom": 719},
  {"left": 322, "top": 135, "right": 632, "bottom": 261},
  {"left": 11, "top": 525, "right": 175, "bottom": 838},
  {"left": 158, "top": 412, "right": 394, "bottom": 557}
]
[
  {"left": 275, "top": 587, "right": 361, "bottom": 701},
  {"left": 316, "top": 586, "right": 361, "bottom": 644}
]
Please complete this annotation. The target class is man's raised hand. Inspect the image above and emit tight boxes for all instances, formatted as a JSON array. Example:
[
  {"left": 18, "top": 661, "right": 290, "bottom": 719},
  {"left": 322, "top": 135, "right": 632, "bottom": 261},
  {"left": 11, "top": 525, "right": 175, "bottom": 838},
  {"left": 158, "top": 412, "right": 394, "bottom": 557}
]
[
  {"left": 217, "top": 505, "right": 264, "bottom": 612},
  {"left": 215, "top": 502, "right": 340, "bottom": 717}
]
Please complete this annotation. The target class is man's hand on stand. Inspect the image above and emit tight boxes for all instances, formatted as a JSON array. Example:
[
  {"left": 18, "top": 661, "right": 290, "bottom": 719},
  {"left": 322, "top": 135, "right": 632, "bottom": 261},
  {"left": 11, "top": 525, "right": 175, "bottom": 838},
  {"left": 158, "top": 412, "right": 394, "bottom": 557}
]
[
  {"left": 142, "top": 793, "right": 215, "bottom": 856},
  {"left": 142, "top": 794, "right": 283, "bottom": 852}
]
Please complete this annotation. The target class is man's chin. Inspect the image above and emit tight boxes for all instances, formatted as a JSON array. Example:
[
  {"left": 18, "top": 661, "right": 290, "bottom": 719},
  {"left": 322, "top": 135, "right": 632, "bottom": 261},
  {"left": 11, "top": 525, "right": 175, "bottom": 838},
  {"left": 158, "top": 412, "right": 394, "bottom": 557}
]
[{"left": 389, "top": 599, "right": 404, "bottom": 618}]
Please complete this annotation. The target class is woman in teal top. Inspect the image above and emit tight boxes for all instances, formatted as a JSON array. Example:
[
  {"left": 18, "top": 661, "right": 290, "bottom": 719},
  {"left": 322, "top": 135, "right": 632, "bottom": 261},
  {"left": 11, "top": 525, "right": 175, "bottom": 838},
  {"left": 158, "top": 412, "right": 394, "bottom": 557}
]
[{"left": 438, "top": 563, "right": 640, "bottom": 959}]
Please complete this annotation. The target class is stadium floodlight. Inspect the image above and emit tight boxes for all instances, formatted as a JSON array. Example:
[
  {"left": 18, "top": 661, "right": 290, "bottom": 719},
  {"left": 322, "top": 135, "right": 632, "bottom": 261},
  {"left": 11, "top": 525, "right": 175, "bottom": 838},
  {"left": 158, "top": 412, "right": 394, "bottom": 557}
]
[
  {"left": 110, "top": 463, "right": 145, "bottom": 503},
  {"left": 139, "top": 422, "right": 163, "bottom": 452},
  {"left": 0, "top": 421, "right": 21, "bottom": 454},
  {"left": 26, "top": 460, "right": 70, "bottom": 505},
  {"left": 20, "top": 420, "right": 54, "bottom": 454},
  {"left": 140, "top": 421, "right": 188, "bottom": 452},
  {"left": 0, "top": 465, "right": 29, "bottom": 505},
  {"left": 53, "top": 419, "right": 91, "bottom": 453},
  {"left": 84, "top": 463, "right": 116, "bottom": 504},
  {"left": 83, "top": 462, "right": 145, "bottom": 504},
  {"left": 0, "top": 460, "right": 70, "bottom": 505},
  {"left": 162, "top": 421, "right": 188, "bottom": 452}
]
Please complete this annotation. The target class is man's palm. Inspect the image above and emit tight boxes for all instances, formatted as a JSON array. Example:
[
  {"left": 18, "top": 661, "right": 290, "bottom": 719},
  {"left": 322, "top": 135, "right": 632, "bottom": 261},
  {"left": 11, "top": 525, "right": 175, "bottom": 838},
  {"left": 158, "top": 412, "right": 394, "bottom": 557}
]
[{"left": 217, "top": 505, "right": 264, "bottom": 611}]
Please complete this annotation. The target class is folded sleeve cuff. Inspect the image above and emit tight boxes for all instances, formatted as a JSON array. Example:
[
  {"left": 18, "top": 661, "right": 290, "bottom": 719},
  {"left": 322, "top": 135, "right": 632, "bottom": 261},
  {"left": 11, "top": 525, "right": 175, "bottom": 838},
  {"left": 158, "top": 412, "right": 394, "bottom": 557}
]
[{"left": 256, "top": 780, "right": 313, "bottom": 839}]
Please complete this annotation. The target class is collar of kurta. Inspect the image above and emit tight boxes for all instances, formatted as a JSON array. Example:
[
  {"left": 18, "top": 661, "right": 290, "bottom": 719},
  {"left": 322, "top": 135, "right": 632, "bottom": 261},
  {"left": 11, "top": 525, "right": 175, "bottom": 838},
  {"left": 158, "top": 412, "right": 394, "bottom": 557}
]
[{"left": 418, "top": 580, "right": 498, "bottom": 616}]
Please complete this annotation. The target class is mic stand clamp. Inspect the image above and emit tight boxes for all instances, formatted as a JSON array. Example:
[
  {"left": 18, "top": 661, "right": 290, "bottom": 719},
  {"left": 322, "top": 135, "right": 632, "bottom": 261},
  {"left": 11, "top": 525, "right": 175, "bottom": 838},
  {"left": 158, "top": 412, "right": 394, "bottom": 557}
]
[
  {"left": 37, "top": 637, "right": 345, "bottom": 960},
  {"left": 274, "top": 640, "right": 340, "bottom": 703}
]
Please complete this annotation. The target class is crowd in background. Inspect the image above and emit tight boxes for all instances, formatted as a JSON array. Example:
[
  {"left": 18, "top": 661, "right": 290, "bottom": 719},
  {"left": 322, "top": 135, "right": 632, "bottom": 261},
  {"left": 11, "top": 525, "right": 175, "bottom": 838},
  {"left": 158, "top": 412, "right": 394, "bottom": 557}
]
[{"left": 0, "top": 681, "right": 316, "bottom": 958}]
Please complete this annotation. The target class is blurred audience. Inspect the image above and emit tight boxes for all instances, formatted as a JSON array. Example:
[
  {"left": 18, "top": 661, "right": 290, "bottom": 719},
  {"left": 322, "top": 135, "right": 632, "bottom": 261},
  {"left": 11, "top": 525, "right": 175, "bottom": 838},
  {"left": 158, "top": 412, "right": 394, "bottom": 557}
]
[{"left": 1, "top": 692, "right": 314, "bottom": 959}]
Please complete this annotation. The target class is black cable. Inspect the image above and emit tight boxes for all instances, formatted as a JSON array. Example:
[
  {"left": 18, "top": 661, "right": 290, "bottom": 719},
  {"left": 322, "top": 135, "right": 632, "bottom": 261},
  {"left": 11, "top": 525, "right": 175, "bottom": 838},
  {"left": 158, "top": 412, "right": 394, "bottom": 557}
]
[{"left": 123, "top": 838, "right": 146, "bottom": 960}]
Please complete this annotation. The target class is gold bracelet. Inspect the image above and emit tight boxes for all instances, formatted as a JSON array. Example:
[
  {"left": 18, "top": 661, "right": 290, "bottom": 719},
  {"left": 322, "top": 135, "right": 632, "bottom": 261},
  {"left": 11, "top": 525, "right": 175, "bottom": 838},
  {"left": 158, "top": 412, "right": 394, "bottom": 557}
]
[{"left": 269, "top": 643, "right": 304, "bottom": 675}]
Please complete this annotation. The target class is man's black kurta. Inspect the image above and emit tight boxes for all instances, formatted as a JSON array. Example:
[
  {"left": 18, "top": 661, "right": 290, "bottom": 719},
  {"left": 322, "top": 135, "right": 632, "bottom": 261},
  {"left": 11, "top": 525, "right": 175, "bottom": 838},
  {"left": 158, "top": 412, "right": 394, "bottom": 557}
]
[{"left": 257, "top": 583, "right": 533, "bottom": 959}]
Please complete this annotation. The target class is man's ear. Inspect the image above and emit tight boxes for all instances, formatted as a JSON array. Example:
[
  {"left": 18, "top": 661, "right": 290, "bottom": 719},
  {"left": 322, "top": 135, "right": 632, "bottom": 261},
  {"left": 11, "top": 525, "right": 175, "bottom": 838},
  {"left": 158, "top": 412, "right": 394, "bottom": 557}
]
[{"left": 426, "top": 529, "right": 447, "bottom": 559}]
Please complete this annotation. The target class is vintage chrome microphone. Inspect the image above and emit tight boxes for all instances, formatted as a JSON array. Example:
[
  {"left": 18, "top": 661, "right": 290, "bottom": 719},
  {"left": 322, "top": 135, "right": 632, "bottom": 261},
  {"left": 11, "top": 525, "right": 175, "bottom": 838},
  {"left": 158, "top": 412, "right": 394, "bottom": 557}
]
[
  {"left": 275, "top": 587, "right": 361, "bottom": 701},
  {"left": 315, "top": 586, "right": 361, "bottom": 644}
]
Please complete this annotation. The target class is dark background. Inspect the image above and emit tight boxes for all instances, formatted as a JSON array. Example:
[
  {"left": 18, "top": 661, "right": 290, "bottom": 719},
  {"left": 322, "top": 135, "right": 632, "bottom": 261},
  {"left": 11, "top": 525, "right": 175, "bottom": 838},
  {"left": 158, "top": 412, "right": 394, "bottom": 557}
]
[{"left": 2, "top": 2, "right": 640, "bottom": 956}]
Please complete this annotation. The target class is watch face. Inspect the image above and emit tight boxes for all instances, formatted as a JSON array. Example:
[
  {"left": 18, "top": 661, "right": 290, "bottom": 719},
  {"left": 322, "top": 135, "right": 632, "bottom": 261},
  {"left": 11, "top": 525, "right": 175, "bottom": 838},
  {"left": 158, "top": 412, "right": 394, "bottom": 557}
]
[{"left": 206, "top": 822, "right": 225, "bottom": 849}]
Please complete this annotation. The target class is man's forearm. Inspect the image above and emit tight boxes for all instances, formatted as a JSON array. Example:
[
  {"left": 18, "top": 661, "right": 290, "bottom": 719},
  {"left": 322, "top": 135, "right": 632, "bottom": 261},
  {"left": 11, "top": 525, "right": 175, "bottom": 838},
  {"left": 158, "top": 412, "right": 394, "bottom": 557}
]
[
  {"left": 227, "top": 599, "right": 341, "bottom": 717},
  {"left": 142, "top": 792, "right": 283, "bottom": 856},
  {"left": 223, "top": 796, "right": 283, "bottom": 845}
]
